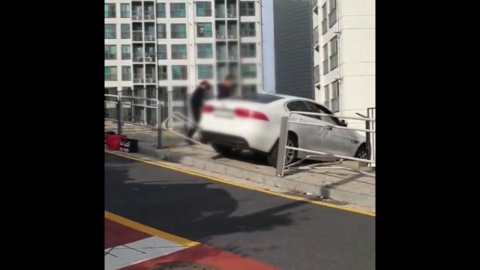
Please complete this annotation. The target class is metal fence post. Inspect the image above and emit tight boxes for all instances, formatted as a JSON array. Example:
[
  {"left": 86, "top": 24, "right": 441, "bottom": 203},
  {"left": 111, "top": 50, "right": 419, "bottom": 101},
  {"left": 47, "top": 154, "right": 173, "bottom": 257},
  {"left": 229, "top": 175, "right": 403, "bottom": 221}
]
[
  {"left": 157, "top": 103, "right": 163, "bottom": 149},
  {"left": 116, "top": 94, "right": 123, "bottom": 135},
  {"left": 276, "top": 117, "right": 289, "bottom": 177},
  {"left": 365, "top": 112, "right": 371, "bottom": 160}
]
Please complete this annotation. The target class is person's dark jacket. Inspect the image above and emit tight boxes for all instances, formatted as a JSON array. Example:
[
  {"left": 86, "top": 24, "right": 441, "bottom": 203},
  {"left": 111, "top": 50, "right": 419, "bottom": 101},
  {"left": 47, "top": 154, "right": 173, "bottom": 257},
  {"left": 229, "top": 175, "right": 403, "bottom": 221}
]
[
  {"left": 217, "top": 83, "right": 231, "bottom": 99},
  {"left": 190, "top": 87, "right": 205, "bottom": 121}
]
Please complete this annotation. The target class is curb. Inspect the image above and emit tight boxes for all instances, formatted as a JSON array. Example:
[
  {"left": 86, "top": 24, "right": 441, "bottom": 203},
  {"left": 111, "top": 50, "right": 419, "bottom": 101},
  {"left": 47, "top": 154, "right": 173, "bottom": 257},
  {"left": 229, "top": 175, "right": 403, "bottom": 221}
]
[{"left": 137, "top": 142, "right": 375, "bottom": 209}]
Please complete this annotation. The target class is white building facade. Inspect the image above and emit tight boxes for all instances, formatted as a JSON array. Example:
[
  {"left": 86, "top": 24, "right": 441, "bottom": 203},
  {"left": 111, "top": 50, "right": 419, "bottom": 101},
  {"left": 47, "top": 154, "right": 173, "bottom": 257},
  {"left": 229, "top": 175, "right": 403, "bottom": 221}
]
[
  {"left": 312, "top": 0, "right": 375, "bottom": 129},
  {"left": 105, "top": 0, "right": 263, "bottom": 99}
]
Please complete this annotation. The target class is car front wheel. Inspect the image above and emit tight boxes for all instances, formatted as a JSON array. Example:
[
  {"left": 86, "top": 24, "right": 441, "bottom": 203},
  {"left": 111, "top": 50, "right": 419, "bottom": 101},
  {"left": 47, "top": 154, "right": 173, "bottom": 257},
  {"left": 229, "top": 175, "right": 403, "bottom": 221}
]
[{"left": 211, "top": 143, "right": 234, "bottom": 156}]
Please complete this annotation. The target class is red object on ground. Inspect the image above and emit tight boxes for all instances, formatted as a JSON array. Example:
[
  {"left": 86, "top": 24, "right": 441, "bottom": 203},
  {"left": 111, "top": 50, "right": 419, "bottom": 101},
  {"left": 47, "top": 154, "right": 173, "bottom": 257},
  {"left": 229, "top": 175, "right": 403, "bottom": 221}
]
[{"left": 105, "top": 135, "right": 126, "bottom": 151}]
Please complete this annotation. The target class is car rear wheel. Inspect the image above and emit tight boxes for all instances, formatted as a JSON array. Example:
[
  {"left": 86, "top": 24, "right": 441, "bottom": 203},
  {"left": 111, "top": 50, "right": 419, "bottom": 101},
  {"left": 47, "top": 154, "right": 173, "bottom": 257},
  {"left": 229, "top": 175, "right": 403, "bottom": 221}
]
[
  {"left": 267, "top": 134, "right": 298, "bottom": 167},
  {"left": 354, "top": 144, "right": 369, "bottom": 159},
  {"left": 211, "top": 143, "right": 234, "bottom": 156}
]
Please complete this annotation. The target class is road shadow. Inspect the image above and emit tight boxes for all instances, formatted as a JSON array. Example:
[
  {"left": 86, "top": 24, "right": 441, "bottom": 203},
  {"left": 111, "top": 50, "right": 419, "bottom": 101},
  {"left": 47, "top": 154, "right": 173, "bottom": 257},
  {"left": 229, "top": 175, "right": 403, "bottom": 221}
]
[{"left": 105, "top": 153, "right": 307, "bottom": 260}]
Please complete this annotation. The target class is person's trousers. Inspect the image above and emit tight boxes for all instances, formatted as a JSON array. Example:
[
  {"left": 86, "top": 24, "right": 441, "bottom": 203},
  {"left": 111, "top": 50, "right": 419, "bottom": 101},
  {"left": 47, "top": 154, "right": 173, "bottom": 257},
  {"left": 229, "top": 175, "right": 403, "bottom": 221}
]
[{"left": 187, "top": 110, "right": 201, "bottom": 138}]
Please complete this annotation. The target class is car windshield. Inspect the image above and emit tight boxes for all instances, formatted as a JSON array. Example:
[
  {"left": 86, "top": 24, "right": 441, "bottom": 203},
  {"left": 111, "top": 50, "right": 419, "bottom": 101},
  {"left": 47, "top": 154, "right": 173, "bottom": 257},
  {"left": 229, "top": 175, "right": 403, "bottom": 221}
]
[{"left": 227, "top": 94, "right": 284, "bottom": 104}]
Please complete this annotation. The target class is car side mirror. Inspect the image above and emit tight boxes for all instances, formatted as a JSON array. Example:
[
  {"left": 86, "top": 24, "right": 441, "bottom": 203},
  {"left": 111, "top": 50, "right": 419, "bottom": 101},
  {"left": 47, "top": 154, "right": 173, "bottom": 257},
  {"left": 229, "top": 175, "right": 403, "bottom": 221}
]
[{"left": 341, "top": 120, "right": 348, "bottom": 127}]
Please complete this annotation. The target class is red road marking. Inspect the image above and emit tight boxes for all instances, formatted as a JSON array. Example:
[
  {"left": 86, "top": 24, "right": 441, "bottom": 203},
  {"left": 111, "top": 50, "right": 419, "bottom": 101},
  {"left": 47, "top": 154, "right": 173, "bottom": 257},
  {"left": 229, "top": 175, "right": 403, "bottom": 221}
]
[
  {"left": 120, "top": 244, "right": 277, "bottom": 270},
  {"left": 105, "top": 218, "right": 151, "bottom": 249}
]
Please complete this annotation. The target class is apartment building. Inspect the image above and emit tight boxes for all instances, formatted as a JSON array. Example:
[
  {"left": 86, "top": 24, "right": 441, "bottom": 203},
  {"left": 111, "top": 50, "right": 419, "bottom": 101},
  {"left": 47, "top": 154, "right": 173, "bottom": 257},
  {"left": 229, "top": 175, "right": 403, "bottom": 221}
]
[
  {"left": 105, "top": 0, "right": 263, "bottom": 103},
  {"left": 312, "top": 0, "right": 375, "bottom": 128},
  {"left": 273, "top": 0, "right": 313, "bottom": 99}
]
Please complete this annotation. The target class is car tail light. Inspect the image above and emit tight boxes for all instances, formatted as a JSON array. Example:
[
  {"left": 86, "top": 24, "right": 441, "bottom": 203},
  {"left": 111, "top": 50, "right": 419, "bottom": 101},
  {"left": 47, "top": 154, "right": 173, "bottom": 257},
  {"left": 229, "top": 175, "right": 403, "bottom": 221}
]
[
  {"left": 202, "top": 105, "right": 215, "bottom": 113},
  {"left": 234, "top": 108, "right": 269, "bottom": 121}
]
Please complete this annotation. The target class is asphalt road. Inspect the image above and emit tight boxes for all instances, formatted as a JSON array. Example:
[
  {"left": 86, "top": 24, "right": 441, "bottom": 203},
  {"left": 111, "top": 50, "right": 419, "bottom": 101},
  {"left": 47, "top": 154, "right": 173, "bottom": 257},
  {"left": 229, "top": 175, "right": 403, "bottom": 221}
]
[{"left": 105, "top": 153, "right": 375, "bottom": 270}]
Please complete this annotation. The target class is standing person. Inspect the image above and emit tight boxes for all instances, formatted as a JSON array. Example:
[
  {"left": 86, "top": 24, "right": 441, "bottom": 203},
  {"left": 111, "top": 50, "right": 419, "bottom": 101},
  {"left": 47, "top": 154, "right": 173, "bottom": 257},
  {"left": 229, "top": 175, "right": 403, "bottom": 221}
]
[
  {"left": 217, "top": 75, "right": 235, "bottom": 99},
  {"left": 186, "top": 80, "right": 211, "bottom": 144}
]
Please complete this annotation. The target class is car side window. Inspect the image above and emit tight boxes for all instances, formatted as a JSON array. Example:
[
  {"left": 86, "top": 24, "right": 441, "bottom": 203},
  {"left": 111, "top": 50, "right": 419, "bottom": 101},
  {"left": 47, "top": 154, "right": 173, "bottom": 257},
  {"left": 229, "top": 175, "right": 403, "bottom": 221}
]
[
  {"left": 286, "top": 101, "right": 308, "bottom": 112},
  {"left": 313, "top": 103, "right": 342, "bottom": 125},
  {"left": 301, "top": 101, "right": 323, "bottom": 120}
]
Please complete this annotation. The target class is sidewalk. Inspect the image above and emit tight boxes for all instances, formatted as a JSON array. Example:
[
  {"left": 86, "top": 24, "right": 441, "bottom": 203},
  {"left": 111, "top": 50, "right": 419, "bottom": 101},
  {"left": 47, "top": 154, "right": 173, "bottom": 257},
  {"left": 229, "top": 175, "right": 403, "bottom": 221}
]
[{"left": 105, "top": 122, "right": 375, "bottom": 209}]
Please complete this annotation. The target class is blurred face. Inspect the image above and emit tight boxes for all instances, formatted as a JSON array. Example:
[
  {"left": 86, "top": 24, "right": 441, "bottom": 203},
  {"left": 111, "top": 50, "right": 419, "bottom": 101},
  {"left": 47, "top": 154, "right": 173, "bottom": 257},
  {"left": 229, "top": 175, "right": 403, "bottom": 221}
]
[
  {"left": 200, "top": 83, "right": 209, "bottom": 90},
  {"left": 224, "top": 79, "right": 234, "bottom": 87}
]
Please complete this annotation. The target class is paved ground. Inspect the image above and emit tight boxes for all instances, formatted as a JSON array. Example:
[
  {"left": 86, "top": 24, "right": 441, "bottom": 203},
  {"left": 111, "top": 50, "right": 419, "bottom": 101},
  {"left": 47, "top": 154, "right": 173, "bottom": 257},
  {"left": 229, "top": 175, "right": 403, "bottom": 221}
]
[
  {"left": 105, "top": 122, "right": 375, "bottom": 207},
  {"left": 105, "top": 152, "right": 375, "bottom": 270}
]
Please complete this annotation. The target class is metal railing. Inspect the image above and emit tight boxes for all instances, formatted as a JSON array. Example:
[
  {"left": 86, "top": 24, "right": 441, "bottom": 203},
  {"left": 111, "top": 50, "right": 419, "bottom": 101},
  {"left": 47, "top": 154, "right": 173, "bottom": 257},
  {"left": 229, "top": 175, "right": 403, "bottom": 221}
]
[
  {"left": 275, "top": 112, "right": 376, "bottom": 177},
  {"left": 105, "top": 89, "right": 190, "bottom": 148}
]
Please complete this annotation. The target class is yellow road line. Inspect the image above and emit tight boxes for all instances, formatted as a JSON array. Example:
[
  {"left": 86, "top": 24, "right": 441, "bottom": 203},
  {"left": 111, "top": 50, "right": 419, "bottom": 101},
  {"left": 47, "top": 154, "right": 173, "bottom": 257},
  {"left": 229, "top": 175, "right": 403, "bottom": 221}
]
[
  {"left": 105, "top": 211, "right": 199, "bottom": 247},
  {"left": 105, "top": 150, "right": 375, "bottom": 217}
]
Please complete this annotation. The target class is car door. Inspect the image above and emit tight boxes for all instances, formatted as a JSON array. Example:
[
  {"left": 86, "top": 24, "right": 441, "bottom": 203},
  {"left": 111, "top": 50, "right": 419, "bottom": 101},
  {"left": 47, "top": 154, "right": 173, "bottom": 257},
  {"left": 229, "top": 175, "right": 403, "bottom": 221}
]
[
  {"left": 285, "top": 100, "right": 331, "bottom": 155},
  {"left": 311, "top": 102, "right": 361, "bottom": 157}
]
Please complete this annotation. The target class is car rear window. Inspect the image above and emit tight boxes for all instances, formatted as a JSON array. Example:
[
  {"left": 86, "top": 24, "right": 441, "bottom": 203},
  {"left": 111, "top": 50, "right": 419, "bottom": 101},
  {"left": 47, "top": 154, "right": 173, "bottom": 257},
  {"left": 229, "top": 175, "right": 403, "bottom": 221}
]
[{"left": 227, "top": 94, "right": 284, "bottom": 104}]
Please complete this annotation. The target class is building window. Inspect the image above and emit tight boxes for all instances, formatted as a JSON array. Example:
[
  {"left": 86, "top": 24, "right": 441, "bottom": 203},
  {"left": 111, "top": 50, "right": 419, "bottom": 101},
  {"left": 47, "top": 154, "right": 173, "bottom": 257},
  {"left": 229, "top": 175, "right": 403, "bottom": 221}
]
[
  {"left": 158, "top": 66, "right": 168, "bottom": 80},
  {"left": 105, "top": 67, "right": 117, "bottom": 81},
  {"left": 241, "top": 43, "right": 256, "bottom": 58},
  {"left": 120, "top": 4, "right": 130, "bottom": 18},
  {"left": 240, "top": 23, "right": 256, "bottom": 37},
  {"left": 122, "top": 66, "right": 131, "bottom": 81},
  {"left": 196, "top": 2, "right": 212, "bottom": 17},
  {"left": 105, "top": 4, "right": 116, "bottom": 18},
  {"left": 172, "top": 65, "right": 188, "bottom": 80},
  {"left": 329, "top": 37, "right": 338, "bottom": 71},
  {"left": 157, "top": 45, "right": 167, "bottom": 59},
  {"left": 197, "top": 23, "right": 213, "bottom": 37},
  {"left": 313, "top": 65, "right": 320, "bottom": 83},
  {"left": 170, "top": 3, "right": 186, "bottom": 18},
  {"left": 156, "top": 3, "right": 166, "bottom": 18},
  {"left": 105, "top": 45, "right": 117, "bottom": 60},
  {"left": 121, "top": 24, "right": 130, "bottom": 39},
  {"left": 198, "top": 65, "right": 213, "bottom": 79},
  {"left": 321, "top": 4, "right": 327, "bottom": 34},
  {"left": 240, "top": 2, "right": 255, "bottom": 16},
  {"left": 241, "top": 85, "right": 257, "bottom": 96},
  {"left": 328, "top": 0, "right": 337, "bottom": 28},
  {"left": 104, "top": 24, "right": 116, "bottom": 39},
  {"left": 197, "top": 44, "right": 213, "bottom": 59},
  {"left": 171, "top": 24, "right": 187, "bottom": 39},
  {"left": 241, "top": 64, "right": 257, "bottom": 78},
  {"left": 172, "top": 45, "right": 187, "bottom": 59},
  {"left": 121, "top": 45, "right": 131, "bottom": 60},
  {"left": 322, "top": 44, "right": 328, "bottom": 75},
  {"left": 324, "top": 85, "right": 330, "bottom": 108},
  {"left": 331, "top": 81, "right": 340, "bottom": 112},
  {"left": 157, "top": 24, "right": 166, "bottom": 39}
]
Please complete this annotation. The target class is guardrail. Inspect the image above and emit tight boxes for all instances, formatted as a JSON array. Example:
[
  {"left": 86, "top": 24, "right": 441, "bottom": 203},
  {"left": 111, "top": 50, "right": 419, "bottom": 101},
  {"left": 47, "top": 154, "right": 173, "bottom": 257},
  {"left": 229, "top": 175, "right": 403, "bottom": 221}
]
[{"left": 275, "top": 111, "right": 376, "bottom": 177}]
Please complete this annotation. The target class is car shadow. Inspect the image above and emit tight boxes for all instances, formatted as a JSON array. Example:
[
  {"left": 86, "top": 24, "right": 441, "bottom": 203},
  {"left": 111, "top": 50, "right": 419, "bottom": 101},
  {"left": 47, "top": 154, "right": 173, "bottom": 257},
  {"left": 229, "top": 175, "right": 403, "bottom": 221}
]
[{"left": 105, "top": 153, "right": 308, "bottom": 260}]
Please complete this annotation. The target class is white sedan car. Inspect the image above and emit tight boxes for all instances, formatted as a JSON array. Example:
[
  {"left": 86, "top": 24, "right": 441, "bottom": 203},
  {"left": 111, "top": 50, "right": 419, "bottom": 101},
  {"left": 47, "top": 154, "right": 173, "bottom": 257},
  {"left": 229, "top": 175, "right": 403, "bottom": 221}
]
[{"left": 199, "top": 94, "right": 368, "bottom": 167}]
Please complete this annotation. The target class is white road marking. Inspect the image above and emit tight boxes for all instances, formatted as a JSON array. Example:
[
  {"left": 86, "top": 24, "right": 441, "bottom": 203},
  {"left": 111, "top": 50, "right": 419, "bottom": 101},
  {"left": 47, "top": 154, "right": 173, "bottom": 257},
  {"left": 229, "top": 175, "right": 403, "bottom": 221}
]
[{"left": 104, "top": 236, "right": 187, "bottom": 270}]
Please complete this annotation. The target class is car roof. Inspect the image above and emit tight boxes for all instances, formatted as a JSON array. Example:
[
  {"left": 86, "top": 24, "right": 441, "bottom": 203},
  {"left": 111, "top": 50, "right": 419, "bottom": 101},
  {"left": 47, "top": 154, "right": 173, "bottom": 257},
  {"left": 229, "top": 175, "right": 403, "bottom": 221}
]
[{"left": 265, "top": 94, "right": 314, "bottom": 102}]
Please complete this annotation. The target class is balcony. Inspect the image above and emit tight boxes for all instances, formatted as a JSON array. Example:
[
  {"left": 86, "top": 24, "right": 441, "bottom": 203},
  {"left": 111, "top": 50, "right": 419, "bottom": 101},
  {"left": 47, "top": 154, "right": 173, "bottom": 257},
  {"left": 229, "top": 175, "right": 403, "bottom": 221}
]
[
  {"left": 215, "top": 9, "right": 225, "bottom": 18},
  {"left": 227, "top": 8, "right": 237, "bottom": 18},
  {"left": 133, "top": 53, "right": 144, "bottom": 63},
  {"left": 145, "top": 74, "right": 156, "bottom": 84},
  {"left": 322, "top": 19, "right": 327, "bottom": 35},
  {"left": 216, "top": 52, "right": 226, "bottom": 61},
  {"left": 322, "top": 60, "right": 329, "bottom": 75},
  {"left": 216, "top": 32, "right": 226, "bottom": 39},
  {"left": 105, "top": 10, "right": 116, "bottom": 19},
  {"left": 144, "top": 32, "right": 155, "bottom": 42},
  {"left": 158, "top": 72, "right": 168, "bottom": 80},
  {"left": 313, "top": 27, "right": 319, "bottom": 46},
  {"left": 313, "top": 65, "right": 320, "bottom": 83},
  {"left": 329, "top": 53, "right": 338, "bottom": 71},
  {"left": 227, "top": 31, "right": 237, "bottom": 39},
  {"left": 105, "top": 53, "right": 116, "bottom": 60},
  {"left": 132, "top": 11, "right": 142, "bottom": 20},
  {"left": 122, "top": 53, "right": 131, "bottom": 60},
  {"left": 132, "top": 31, "right": 143, "bottom": 41},
  {"left": 143, "top": 54, "right": 156, "bottom": 62},
  {"left": 133, "top": 74, "right": 143, "bottom": 84},
  {"left": 228, "top": 53, "right": 238, "bottom": 61},
  {"left": 328, "top": 8, "right": 337, "bottom": 27},
  {"left": 105, "top": 74, "right": 117, "bottom": 81},
  {"left": 330, "top": 97, "right": 339, "bottom": 113},
  {"left": 143, "top": 11, "right": 155, "bottom": 20}
]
